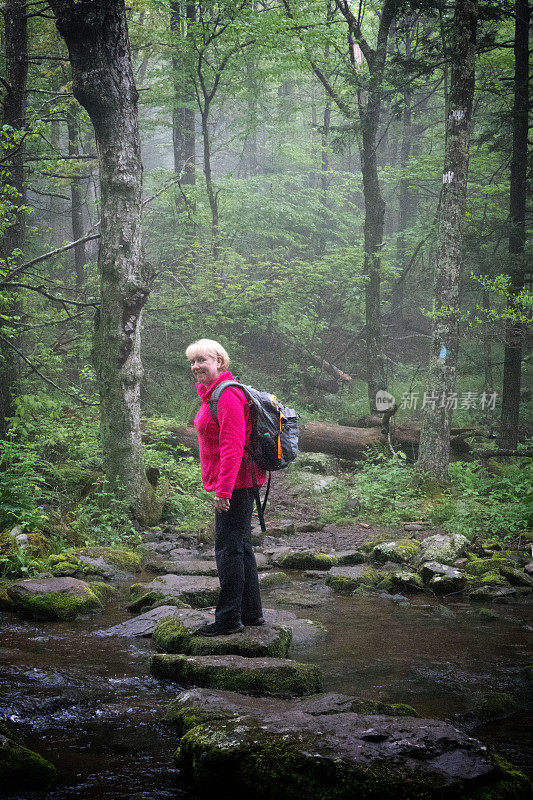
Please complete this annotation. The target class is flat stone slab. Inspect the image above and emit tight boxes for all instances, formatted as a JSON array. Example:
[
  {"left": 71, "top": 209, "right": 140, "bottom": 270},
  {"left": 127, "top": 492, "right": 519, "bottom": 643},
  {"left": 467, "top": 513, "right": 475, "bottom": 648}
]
[
  {"left": 168, "top": 689, "right": 530, "bottom": 799},
  {"left": 153, "top": 616, "right": 292, "bottom": 658},
  {"left": 150, "top": 653, "right": 323, "bottom": 697},
  {"left": 271, "top": 584, "right": 334, "bottom": 608},
  {"left": 93, "top": 605, "right": 205, "bottom": 637},
  {"left": 128, "top": 574, "right": 220, "bottom": 611},
  {"left": 262, "top": 609, "right": 326, "bottom": 646},
  {"left": 144, "top": 559, "right": 218, "bottom": 576},
  {"left": 7, "top": 577, "right": 101, "bottom": 620}
]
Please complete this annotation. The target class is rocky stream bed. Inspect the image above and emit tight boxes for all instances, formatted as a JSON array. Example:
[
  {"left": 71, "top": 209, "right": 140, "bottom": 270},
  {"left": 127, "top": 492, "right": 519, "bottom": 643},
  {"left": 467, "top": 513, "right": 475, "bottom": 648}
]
[{"left": 1, "top": 471, "right": 532, "bottom": 799}]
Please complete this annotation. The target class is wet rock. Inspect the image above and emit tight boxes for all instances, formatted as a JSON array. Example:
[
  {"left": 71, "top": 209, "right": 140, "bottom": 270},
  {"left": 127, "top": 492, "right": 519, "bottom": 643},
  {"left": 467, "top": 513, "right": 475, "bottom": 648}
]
[
  {"left": 469, "top": 585, "right": 518, "bottom": 602},
  {"left": 420, "top": 561, "right": 459, "bottom": 583},
  {"left": 335, "top": 549, "right": 367, "bottom": 566},
  {"left": 258, "top": 571, "right": 291, "bottom": 587},
  {"left": 128, "top": 574, "right": 220, "bottom": 612},
  {"left": 372, "top": 538, "right": 420, "bottom": 564},
  {"left": 262, "top": 609, "right": 326, "bottom": 646},
  {"left": 7, "top": 577, "right": 101, "bottom": 620},
  {"left": 428, "top": 571, "right": 467, "bottom": 595},
  {"left": 389, "top": 571, "right": 424, "bottom": 593},
  {"left": 167, "top": 689, "right": 530, "bottom": 800},
  {"left": 464, "top": 692, "right": 518, "bottom": 726},
  {"left": 275, "top": 552, "right": 338, "bottom": 570},
  {"left": 499, "top": 567, "right": 533, "bottom": 588},
  {"left": 145, "top": 559, "right": 219, "bottom": 577},
  {"left": 95, "top": 605, "right": 196, "bottom": 637},
  {"left": 150, "top": 653, "right": 322, "bottom": 697},
  {"left": 417, "top": 533, "right": 468, "bottom": 564},
  {"left": 0, "top": 729, "right": 57, "bottom": 793},
  {"left": 153, "top": 616, "right": 292, "bottom": 658},
  {"left": 326, "top": 566, "right": 392, "bottom": 593},
  {"left": 271, "top": 584, "right": 333, "bottom": 608}
]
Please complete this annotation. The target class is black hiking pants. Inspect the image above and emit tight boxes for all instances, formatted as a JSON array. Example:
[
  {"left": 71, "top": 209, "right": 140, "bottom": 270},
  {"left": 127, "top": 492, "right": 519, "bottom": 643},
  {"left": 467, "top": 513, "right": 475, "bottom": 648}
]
[{"left": 214, "top": 487, "right": 263, "bottom": 626}]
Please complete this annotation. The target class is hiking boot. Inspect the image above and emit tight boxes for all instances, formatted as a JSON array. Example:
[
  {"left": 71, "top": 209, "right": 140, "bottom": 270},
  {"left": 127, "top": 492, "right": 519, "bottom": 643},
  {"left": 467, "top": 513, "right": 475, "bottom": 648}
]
[
  {"left": 242, "top": 616, "right": 266, "bottom": 627},
  {"left": 196, "top": 621, "right": 244, "bottom": 637}
]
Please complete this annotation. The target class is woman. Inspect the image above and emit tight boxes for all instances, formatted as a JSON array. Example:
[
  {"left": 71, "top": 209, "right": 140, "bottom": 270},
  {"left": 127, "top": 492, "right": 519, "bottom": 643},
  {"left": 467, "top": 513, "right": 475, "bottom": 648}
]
[{"left": 186, "top": 338, "right": 266, "bottom": 636}]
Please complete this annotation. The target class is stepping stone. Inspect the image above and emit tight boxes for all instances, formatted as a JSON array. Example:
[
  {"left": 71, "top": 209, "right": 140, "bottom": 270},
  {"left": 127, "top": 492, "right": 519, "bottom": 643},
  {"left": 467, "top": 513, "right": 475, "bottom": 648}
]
[
  {"left": 168, "top": 689, "right": 529, "bottom": 800},
  {"left": 128, "top": 574, "right": 219, "bottom": 612},
  {"left": 271, "top": 584, "right": 333, "bottom": 608},
  {"left": 275, "top": 551, "right": 338, "bottom": 570},
  {"left": 7, "top": 577, "right": 101, "bottom": 620},
  {"left": 94, "top": 605, "right": 209, "bottom": 637},
  {"left": 144, "top": 559, "right": 218, "bottom": 576},
  {"left": 150, "top": 653, "right": 322, "bottom": 697},
  {"left": 153, "top": 616, "right": 292, "bottom": 658},
  {"left": 258, "top": 571, "right": 291, "bottom": 587}
]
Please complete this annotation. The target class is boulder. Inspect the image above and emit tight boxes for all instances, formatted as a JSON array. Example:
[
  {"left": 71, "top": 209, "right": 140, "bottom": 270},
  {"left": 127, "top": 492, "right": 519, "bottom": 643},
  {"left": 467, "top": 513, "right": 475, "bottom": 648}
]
[
  {"left": 499, "top": 567, "right": 533, "bottom": 588},
  {"left": 7, "top": 577, "right": 101, "bottom": 620},
  {"left": 78, "top": 546, "right": 141, "bottom": 573},
  {"left": 150, "top": 654, "right": 323, "bottom": 697},
  {"left": 372, "top": 538, "right": 420, "bottom": 564},
  {"left": 417, "top": 534, "right": 468, "bottom": 564},
  {"left": 469, "top": 585, "right": 518, "bottom": 602},
  {"left": 128, "top": 574, "right": 220, "bottom": 612},
  {"left": 465, "top": 557, "right": 517, "bottom": 577},
  {"left": 420, "top": 561, "right": 456, "bottom": 583},
  {"left": 326, "top": 566, "right": 392, "bottom": 593},
  {"left": 389, "top": 571, "right": 424, "bottom": 593},
  {"left": 428, "top": 572, "right": 467, "bottom": 594},
  {"left": 167, "top": 689, "right": 530, "bottom": 800},
  {"left": 334, "top": 550, "right": 367, "bottom": 566},
  {"left": 153, "top": 616, "right": 292, "bottom": 658},
  {"left": 258, "top": 571, "right": 291, "bottom": 588},
  {"left": 274, "top": 551, "right": 338, "bottom": 570},
  {"left": 262, "top": 609, "right": 326, "bottom": 647},
  {"left": 0, "top": 730, "right": 57, "bottom": 793}
]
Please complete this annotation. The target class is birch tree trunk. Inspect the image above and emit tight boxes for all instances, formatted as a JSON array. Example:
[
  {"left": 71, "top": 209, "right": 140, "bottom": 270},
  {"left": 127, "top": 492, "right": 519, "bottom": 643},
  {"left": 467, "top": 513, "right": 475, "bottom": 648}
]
[
  {"left": 417, "top": 0, "right": 478, "bottom": 480},
  {"left": 499, "top": 0, "right": 531, "bottom": 449},
  {"left": 49, "top": 0, "right": 156, "bottom": 522}
]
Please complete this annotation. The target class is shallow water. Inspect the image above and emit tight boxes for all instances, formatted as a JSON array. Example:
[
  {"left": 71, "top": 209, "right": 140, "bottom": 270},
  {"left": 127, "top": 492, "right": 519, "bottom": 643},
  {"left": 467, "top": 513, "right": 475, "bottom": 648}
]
[{"left": 1, "top": 580, "right": 532, "bottom": 798}]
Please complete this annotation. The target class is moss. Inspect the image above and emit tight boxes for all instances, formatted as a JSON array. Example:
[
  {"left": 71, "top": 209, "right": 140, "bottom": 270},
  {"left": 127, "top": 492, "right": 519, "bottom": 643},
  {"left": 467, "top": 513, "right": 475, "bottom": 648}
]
[
  {"left": 465, "top": 558, "right": 515, "bottom": 577},
  {"left": 461, "top": 755, "right": 531, "bottom": 800},
  {"left": 390, "top": 572, "right": 424, "bottom": 592},
  {"left": 468, "top": 693, "right": 518, "bottom": 724},
  {"left": 164, "top": 701, "right": 234, "bottom": 736},
  {"left": 127, "top": 591, "right": 192, "bottom": 613},
  {"left": 0, "top": 731, "right": 57, "bottom": 792},
  {"left": 25, "top": 533, "right": 52, "bottom": 557},
  {"left": 259, "top": 571, "right": 291, "bottom": 587},
  {"left": 79, "top": 547, "right": 141, "bottom": 572},
  {"left": 88, "top": 581, "right": 116, "bottom": 601},
  {"left": 326, "top": 567, "right": 393, "bottom": 594},
  {"left": 153, "top": 617, "right": 193, "bottom": 652},
  {"left": 372, "top": 538, "right": 421, "bottom": 564},
  {"left": 48, "top": 551, "right": 79, "bottom": 565},
  {"left": 0, "top": 581, "right": 15, "bottom": 611},
  {"left": 150, "top": 655, "right": 323, "bottom": 698},
  {"left": 348, "top": 699, "right": 418, "bottom": 717},
  {"left": 277, "top": 552, "right": 339, "bottom": 570},
  {"left": 153, "top": 617, "right": 292, "bottom": 658},
  {"left": 14, "top": 587, "right": 101, "bottom": 620}
]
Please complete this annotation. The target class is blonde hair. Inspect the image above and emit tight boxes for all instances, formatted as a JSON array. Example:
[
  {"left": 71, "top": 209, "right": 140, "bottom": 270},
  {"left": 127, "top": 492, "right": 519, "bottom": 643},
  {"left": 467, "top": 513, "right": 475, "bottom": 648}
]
[{"left": 185, "top": 338, "right": 230, "bottom": 370}]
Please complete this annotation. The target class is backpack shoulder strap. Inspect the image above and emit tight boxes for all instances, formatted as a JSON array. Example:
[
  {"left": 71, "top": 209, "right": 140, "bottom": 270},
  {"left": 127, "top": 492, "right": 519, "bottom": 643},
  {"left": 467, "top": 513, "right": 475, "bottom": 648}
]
[{"left": 209, "top": 380, "right": 251, "bottom": 423}]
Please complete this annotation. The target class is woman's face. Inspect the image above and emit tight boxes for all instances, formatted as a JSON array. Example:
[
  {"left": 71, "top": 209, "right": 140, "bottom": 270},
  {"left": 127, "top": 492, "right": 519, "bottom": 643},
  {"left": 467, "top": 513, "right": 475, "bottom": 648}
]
[{"left": 189, "top": 350, "right": 222, "bottom": 386}]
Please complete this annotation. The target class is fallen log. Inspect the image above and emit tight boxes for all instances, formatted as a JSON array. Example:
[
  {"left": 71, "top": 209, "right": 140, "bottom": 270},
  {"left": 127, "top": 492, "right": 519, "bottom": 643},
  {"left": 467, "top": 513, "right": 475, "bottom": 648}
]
[{"left": 142, "top": 419, "right": 473, "bottom": 461}]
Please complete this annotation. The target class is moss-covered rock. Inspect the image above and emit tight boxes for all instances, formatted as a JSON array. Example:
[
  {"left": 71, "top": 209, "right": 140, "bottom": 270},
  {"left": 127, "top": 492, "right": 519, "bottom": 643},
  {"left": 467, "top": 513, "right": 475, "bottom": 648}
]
[
  {"left": 7, "top": 577, "right": 101, "bottom": 620},
  {"left": 275, "top": 552, "right": 339, "bottom": 570},
  {"left": 372, "top": 538, "right": 420, "bottom": 564},
  {"left": 153, "top": 617, "right": 292, "bottom": 658},
  {"left": 0, "top": 580, "right": 15, "bottom": 611},
  {"left": 335, "top": 550, "right": 367, "bottom": 566},
  {"left": 128, "top": 574, "right": 219, "bottom": 612},
  {"left": 389, "top": 572, "right": 424, "bottom": 593},
  {"left": 0, "top": 731, "right": 57, "bottom": 793},
  {"left": 469, "top": 585, "right": 517, "bottom": 603},
  {"left": 428, "top": 572, "right": 467, "bottom": 594},
  {"left": 88, "top": 581, "right": 116, "bottom": 601},
  {"left": 499, "top": 567, "right": 533, "bottom": 588},
  {"left": 326, "top": 566, "right": 392, "bottom": 594},
  {"left": 259, "top": 571, "right": 291, "bottom": 588},
  {"left": 467, "top": 692, "right": 518, "bottom": 725},
  {"left": 465, "top": 557, "right": 516, "bottom": 577},
  {"left": 417, "top": 533, "right": 469, "bottom": 565},
  {"left": 150, "top": 654, "right": 323, "bottom": 698},
  {"left": 78, "top": 547, "right": 141, "bottom": 572}
]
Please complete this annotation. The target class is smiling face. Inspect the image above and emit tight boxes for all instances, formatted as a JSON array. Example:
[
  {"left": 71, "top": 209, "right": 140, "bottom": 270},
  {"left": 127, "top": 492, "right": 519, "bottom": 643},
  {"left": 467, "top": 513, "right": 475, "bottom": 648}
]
[{"left": 188, "top": 349, "right": 222, "bottom": 387}]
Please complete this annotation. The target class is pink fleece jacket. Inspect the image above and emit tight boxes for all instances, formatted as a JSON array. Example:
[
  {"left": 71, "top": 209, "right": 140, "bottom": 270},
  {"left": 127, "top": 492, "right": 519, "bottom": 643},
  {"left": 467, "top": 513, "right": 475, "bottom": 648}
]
[{"left": 194, "top": 370, "right": 266, "bottom": 498}]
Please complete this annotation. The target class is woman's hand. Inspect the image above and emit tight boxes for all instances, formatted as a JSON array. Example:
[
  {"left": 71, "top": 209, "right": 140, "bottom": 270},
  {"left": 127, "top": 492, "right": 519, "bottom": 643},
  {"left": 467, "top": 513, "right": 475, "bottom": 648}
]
[{"left": 214, "top": 495, "right": 230, "bottom": 513}]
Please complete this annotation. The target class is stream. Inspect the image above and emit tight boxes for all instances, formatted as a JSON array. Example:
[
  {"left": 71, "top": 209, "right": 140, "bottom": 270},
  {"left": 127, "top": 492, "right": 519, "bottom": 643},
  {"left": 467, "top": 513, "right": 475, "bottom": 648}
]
[{"left": 1, "top": 574, "right": 532, "bottom": 798}]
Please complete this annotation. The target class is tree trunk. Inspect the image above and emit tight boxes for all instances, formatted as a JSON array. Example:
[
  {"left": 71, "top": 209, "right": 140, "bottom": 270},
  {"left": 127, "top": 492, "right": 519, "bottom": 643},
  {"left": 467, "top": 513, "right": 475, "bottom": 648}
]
[
  {"left": 0, "top": 0, "right": 28, "bottom": 438},
  {"left": 49, "top": 0, "right": 156, "bottom": 522},
  {"left": 499, "top": 0, "right": 530, "bottom": 448},
  {"left": 417, "top": 0, "right": 478, "bottom": 480},
  {"left": 171, "top": 0, "right": 196, "bottom": 187},
  {"left": 66, "top": 107, "right": 86, "bottom": 289},
  {"left": 201, "top": 105, "right": 219, "bottom": 261}
]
